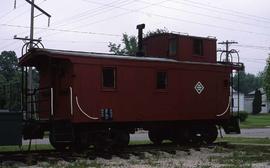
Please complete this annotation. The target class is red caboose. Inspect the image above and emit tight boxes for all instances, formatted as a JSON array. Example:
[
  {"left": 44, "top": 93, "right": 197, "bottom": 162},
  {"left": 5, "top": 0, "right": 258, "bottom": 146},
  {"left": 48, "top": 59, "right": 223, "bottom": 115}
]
[{"left": 19, "top": 29, "right": 242, "bottom": 150}]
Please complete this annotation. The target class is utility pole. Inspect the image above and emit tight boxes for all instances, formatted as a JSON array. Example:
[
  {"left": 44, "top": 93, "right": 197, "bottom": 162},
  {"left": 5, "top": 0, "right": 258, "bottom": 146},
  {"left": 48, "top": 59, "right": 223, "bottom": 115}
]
[
  {"left": 218, "top": 40, "right": 238, "bottom": 62},
  {"left": 14, "top": 0, "right": 51, "bottom": 88},
  {"left": 30, "top": 0, "right": 34, "bottom": 49},
  {"left": 13, "top": 0, "right": 51, "bottom": 114},
  {"left": 28, "top": 0, "right": 35, "bottom": 94}
]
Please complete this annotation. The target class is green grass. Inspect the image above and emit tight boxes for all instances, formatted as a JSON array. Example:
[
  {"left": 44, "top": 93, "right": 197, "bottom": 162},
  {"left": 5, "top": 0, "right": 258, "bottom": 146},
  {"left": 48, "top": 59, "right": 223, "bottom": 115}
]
[
  {"left": 216, "top": 137, "right": 270, "bottom": 145},
  {"left": 129, "top": 140, "right": 151, "bottom": 145},
  {"left": 240, "top": 113, "right": 270, "bottom": 128},
  {"left": 0, "top": 144, "right": 53, "bottom": 152},
  {"left": 210, "top": 145, "right": 270, "bottom": 166}
]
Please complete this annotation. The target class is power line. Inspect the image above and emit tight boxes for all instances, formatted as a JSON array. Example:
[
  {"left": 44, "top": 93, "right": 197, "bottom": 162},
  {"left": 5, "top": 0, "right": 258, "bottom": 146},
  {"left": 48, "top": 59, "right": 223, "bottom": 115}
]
[
  {"left": 53, "top": 0, "right": 133, "bottom": 28},
  {"left": 1, "top": 38, "right": 267, "bottom": 50},
  {"left": 0, "top": 23, "right": 121, "bottom": 37},
  {"left": 242, "top": 58, "right": 267, "bottom": 61},
  {"left": 180, "top": 0, "right": 270, "bottom": 22},
  {"left": 141, "top": 11, "right": 270, "bottom": 37},
  {"left": 34, "top": 0, "right": 134, "bottom": 38},
  {"left": 66, "top": 0, "right": 270, "bottom": 38},
  {"left": 50, "top": 0, "right": 173, "bottom": 34},
  {"left": 66, "top": 0, "right": 134, "bottom": 26},
  {"left": 168, "top": 0, "right": 270, "bottom": 24},
  {"left": 12, "top": 0, "right": 270, "bottom": 42},
  {"left": 42, "top": 39, "right": 108, "bottom": 44},
  {"left": 136, "top": 0, "right": 270, "bottom": 29},
  {"left": 2, "top": 0, "right": 47, "bottom": 24},
  {"left": 31, "top": 0, "right": 168, "bottom": 39},
  {"left": 0, "top": 1, "right": 26, "bottom": 20},
  {"left": 0, "top": 40, "right": 20, "bottom": 50},
  {"left": 234, "top": 44, "right": 270, "bottom": 51}
]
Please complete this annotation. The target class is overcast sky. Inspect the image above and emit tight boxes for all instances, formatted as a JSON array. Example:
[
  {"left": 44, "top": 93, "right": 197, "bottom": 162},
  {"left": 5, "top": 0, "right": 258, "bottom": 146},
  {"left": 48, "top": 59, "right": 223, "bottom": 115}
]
[{"left": 0, "top": 0, "right": 269, "bottom": 74}]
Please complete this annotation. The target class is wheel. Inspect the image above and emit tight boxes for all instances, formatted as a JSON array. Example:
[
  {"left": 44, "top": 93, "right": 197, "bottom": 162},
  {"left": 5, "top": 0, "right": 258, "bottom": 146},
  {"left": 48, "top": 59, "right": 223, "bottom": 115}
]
[
  {"left": 173, "top": 128, "right": 190, "bottom": 145},
  {"left": 49, "top": 133, "right": 70, "bottom": 151},
  {"left": 148, "top": 130, "right": 163, "bottom": 145},
  {"left": 93, "top": 132, "right": 112, "bottom": 153},
  {"left": 188, "top": 128, "right": 203, "bottom": 145},
  {"left": 71, "top": 132, "right": 91, "bottom": 152},
  {"left": 201, "top": 125, "right": 218, "bottom": 144},
  {"left": 111, "top": 129, "right": 130, "bottom": 148}
]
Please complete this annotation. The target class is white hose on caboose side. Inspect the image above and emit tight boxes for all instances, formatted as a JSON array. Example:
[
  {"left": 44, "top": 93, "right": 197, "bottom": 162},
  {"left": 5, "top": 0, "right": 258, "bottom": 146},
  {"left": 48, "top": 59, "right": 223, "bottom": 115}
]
[
  {"left": 75, "top": 96, "right": 99, "bottom": 120},
  {"left": 50, "top": 88, "right": 54, "bottom": 116},
  {"left": 69, "top": 86, "right": 73, "bottom": 116},
  {"left": 216, "top": 96, "right": 231, "bottom": 117}
]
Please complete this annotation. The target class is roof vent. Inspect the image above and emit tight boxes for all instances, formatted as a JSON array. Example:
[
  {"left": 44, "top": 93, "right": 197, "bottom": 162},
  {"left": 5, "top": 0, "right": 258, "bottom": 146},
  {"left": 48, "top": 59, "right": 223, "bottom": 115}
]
[{"left": 136, "top": 24, "right": 145, "bottom": 57}]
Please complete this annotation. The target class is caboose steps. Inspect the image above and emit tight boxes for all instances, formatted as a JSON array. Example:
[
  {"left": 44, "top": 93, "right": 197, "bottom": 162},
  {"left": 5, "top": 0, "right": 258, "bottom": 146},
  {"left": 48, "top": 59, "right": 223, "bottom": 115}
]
[
  {"left": 49, "top": 120, "right": 74, "bottom": 150},
  {"left": 222, "top": 116, "right": 241, "bottom": 134}
]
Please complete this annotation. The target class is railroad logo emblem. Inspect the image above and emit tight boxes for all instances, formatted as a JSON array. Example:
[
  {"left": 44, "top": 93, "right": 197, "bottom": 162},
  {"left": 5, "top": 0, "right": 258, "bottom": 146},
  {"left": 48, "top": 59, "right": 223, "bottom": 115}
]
[{"left": 195, "top": 82, "right": 204, "bottom": 94}]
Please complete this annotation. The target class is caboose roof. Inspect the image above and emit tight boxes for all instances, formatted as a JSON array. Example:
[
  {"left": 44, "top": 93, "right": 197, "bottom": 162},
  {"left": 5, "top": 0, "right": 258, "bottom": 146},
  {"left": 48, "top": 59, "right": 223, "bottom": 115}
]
[
  {"left": 19, "top": 48, "right": 179, "bottom": 66},
  {"left": 143, "top": 32, "right": 216, "bottom": 41},
  {"left": 19, "top": 48, "right": 235, "bottom": 69}
]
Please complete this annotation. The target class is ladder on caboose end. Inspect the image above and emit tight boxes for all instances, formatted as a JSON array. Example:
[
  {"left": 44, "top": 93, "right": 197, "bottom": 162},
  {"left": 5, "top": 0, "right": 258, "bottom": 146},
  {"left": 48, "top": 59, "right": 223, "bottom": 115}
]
[
  {"left": 218, "top": 42, "right": 244, "bottom": 118},
  {"left": 218, "top": 44, "right": 244, "bottom": 134},
  {"left": 21, "top": 66, "right": 55, "bottom": 121}
]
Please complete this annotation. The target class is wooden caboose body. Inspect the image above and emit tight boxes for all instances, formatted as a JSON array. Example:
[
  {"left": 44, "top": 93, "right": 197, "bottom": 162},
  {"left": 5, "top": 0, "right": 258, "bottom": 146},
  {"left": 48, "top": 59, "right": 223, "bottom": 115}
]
[{"left": 19, "top": 33, "right": 241, "bottom": 150}]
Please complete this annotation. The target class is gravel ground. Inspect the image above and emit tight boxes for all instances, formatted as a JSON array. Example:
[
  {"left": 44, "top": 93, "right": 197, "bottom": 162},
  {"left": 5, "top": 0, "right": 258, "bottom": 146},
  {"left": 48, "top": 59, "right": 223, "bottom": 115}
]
[
  {"left": 2, "top": 147, "right": 269, "bottom": 168},
  {"left": 17, "top": 129, "right": 270, "bottom": 167}
]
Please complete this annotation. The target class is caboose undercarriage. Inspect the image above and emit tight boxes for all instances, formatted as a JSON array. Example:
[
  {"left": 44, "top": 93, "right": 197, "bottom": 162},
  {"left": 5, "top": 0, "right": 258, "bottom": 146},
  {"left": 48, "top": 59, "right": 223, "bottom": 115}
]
[{"left": 22, "top": 117, "right": 239, "bottom": 151}]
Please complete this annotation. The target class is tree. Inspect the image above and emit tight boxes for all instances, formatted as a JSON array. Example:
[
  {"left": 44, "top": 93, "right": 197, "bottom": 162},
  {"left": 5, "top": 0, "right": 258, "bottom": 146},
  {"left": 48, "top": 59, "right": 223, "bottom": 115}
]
[
  {"left": 263, "top": 54, "right": 270, "bottom": 100},
  {"left": 0, "top": 51, "right": 19, "bottom": 81},
  {"left": 108, "top": 28, "right": 169, "bottom": 55},
  {"left": 0, "top": 74, "right": 7, "bottom": 109},
  {"left": 145, "top": 28, "right": 168, "bottom": 37},
  {"left": 0, "top": 51, "right": 21, "bottom": 110},
  {"left": 233, "top": 71, "right": 262, "bottom": 95},
  {"left": 108, "top": 33, "right": 137, "bottom": 55},
  {"left": 252, "top": 89, "right": 262, "bottom": 114}
]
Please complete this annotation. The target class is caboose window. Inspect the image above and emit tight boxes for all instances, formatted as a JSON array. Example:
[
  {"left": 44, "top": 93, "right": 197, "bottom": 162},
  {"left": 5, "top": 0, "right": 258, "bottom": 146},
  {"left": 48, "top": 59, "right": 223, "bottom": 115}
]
[
  {"left": 102, "top": 67, "right": 116, "bottom": 88},
  {"left": 169, "top": 38, "right": 177, "bottom": 56},
  {"left": 156, "top": 71, "right": 168, "bottom": 89},
  {"left": 193, "top": 39, "right": 203, "bottom": 56}
]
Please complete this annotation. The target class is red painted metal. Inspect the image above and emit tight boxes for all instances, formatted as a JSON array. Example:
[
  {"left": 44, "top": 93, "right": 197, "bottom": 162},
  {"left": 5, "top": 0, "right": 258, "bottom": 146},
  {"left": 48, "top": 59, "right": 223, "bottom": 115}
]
[
  {"left": 19, "top": 34, "right": 233, "bottom": 125},
  {"left": 143, "top": 33, "right": 217, "bottom": 63}
]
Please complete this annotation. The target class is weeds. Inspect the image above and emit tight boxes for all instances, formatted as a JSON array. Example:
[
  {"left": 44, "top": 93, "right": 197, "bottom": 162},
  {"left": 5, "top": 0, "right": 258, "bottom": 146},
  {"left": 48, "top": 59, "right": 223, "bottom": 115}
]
[{"left": 209, "top": 145, "right": 270, "bottom": 168}]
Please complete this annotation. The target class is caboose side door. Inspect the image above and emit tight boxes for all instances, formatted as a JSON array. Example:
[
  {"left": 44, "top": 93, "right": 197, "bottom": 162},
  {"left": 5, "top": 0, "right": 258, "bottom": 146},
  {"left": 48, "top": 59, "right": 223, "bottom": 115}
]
[{"left": 51, "top": 59, "right": 73, "bottom": 120}]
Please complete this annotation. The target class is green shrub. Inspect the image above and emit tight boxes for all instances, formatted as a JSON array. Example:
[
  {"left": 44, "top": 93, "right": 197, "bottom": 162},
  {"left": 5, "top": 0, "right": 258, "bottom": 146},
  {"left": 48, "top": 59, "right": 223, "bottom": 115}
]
[{"left": 239, "top": 111, "right": 249, "bottom": 122}]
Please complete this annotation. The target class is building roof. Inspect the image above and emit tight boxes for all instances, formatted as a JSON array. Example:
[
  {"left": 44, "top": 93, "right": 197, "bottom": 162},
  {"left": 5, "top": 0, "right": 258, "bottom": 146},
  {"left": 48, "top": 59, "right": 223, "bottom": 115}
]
[{"left": 248, "top": 88, "right": 265, "bottom": 95}]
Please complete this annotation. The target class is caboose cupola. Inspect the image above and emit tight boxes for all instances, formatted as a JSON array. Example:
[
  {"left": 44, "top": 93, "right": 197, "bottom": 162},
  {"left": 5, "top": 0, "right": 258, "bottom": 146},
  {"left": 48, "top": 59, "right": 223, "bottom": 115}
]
[{"left": 143, "top": 33, "right": 217, "bottom": 63}]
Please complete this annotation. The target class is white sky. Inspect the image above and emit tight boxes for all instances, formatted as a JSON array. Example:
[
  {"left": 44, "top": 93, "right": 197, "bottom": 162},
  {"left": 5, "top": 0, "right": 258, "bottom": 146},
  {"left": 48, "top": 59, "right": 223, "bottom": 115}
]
[{"left": 0, "top": 0, "right": 269, "bottom": 74}]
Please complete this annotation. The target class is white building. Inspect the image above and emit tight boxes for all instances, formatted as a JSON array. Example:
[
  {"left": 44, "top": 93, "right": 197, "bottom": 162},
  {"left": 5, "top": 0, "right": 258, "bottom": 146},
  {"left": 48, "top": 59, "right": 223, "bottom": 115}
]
[
  {"left": 244, "top": 88, "right": 270, "bottom": 113},
  {"left": 231, "top": 88, "right": 245, "bottom": 112}
]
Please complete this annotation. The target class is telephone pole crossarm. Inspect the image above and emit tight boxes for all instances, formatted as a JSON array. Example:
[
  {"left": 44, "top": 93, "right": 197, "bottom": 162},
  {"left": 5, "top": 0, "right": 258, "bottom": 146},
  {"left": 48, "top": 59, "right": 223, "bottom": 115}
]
[
  {"left": 25, "top": 0, "right": 51, "bottom": 18},
  {"left": 14, "top": 36, "right": 41, "bottom": 42},
  {"left": 218, "top": 40, "right": 238, "bottom": 62}
]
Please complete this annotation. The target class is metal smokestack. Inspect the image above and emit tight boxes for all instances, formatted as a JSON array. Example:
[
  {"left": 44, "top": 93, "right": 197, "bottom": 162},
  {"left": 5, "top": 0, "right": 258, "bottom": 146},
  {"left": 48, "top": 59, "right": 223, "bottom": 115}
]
[{"left": 136, "top": 24, "right": 145, "bottom": 57}]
